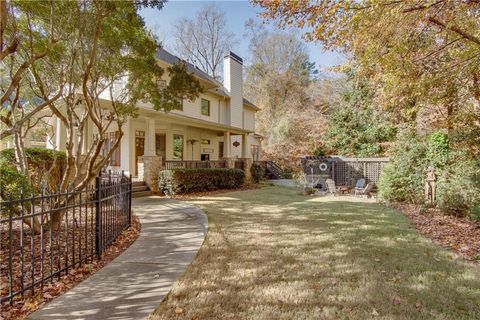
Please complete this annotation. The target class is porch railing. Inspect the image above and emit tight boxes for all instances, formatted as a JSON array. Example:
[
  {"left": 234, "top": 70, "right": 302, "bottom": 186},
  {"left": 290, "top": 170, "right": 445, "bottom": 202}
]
[{"left": 163, "top": 160, "right": 226, "bottom": 170}]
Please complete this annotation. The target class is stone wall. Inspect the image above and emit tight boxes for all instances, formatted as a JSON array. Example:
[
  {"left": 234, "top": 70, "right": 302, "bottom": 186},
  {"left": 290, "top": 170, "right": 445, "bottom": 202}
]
[{"left": 137, "top": 156, "right": 163, "bottom": 192}]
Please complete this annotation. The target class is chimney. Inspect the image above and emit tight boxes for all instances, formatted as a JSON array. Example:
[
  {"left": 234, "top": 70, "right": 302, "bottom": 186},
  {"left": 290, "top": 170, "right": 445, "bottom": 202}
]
[{"left": 223, "top": 52, "right": 243, "bottom": 128}]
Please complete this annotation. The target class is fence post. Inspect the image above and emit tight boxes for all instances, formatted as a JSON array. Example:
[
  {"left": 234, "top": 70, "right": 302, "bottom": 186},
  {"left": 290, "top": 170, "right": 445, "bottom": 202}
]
[
  {"left": 128, "top": 174, "right": 132, "bottom": 226},
  {"left": 95, "top": 175, "right": 102, "bottom": 258}
]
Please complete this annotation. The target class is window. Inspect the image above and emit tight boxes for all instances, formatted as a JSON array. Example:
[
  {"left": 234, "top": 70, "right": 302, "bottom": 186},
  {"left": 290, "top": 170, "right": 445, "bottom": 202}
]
[
  {"left": 201, "top": 99, "right": 210, "bottom": 116},
  {"left": 102, "top": 131, "right": 121, "bottom": 166},
  {"left": 173, "top": 134, "right": 184, "bottom": 160},
  {"left": 157, "top": 80, "right": 166, "bottom": 91}
]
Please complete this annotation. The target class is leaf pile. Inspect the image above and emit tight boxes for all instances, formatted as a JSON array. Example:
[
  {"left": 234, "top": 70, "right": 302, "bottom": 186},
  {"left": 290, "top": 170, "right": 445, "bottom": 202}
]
[
  {"left": 0, "top": 215, "right": 140, "bottom": 320},
  {"left": 394, "top": 203, "right": 480, "bottom": 262}
]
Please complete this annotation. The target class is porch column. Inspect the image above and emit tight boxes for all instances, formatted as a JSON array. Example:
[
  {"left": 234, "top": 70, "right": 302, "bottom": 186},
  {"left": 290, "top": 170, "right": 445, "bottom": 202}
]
[
  {"left": 46, "top": 116, "right": 66, "bottom": 150},
  {"left": 120, "top": 118, "right": 131, "bottom": 174},
  {"left": 223, "top": 131, "right": 231, "bottom": 157},
  {"left": 139, "top": 118, "right": 162, "bottom": 191},
  {"left": 144, "top": 118, "right": 156, "bottom": 156},
  {"left": 241, "top": 133, "right": 251, "bottom": 158}
]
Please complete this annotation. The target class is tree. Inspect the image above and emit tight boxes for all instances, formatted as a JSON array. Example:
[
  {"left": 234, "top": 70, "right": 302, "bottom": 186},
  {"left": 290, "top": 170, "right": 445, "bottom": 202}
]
[
  {"left": 244, "top": 21, "right": 342, "bottom": 165},
  {"left": 1, "top": 0, "right": 202, "bottom": 231},
  {"left": 172, "top": 4, "right": 237, "bottom": 80},
  {"left": 324, "top": 73, "right": 396, "bottom": 157},
  {"left": 253, "top": 1, "right": 480, "bottom": 134}
]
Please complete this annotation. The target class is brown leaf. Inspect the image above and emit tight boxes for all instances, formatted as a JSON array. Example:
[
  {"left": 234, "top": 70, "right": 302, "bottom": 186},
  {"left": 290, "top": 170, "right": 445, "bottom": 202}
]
[
  {"left": 392, "top": 296, "right": 402, "bottom": 305},
  {"left": 175, "top": 307, "right": 184, "bottom": 314}
]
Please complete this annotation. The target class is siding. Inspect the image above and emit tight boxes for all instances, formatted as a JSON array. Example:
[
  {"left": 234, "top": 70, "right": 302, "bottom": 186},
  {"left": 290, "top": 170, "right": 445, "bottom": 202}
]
[{"left": 243, "top": 108, "right": 255, "bottom": 131}]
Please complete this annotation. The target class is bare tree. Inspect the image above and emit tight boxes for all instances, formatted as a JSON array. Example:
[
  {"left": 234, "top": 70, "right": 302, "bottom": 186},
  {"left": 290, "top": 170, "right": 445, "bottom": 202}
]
[{"left": 172, "top": 4, "right": 237, "bottom": 80}]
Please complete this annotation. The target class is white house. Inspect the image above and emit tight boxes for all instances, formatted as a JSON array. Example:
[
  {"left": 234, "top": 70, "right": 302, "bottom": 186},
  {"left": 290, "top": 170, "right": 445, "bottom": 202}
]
[{"left": 40, "top": 49, "right": 262, "bottom": 180}]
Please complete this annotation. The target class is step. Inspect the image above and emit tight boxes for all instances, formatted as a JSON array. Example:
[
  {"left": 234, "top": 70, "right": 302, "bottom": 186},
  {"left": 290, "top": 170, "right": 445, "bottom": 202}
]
[
  {"left": 132, "top": 181, "right": 147, "bottom": 187},
  {"left": 133, "top": 185, "right": 150, "bottom": 192},
  {"left": 132, "top": 190, "right": 153, "bottom": 198}
]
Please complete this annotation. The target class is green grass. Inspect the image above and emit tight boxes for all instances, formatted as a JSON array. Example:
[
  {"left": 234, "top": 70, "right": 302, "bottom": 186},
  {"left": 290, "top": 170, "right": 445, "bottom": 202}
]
[{"left": 150, "top": 186, "right": 480, "bottom": 320}]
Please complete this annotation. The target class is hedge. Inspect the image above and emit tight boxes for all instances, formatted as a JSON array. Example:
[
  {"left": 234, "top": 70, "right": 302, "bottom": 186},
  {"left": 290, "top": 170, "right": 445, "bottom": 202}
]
[
  {"left": 0, "top": 148, "right": 66, "bottom": 193},
  {"left": 159, "top": 168, "right": 245, "bottom": 195}
]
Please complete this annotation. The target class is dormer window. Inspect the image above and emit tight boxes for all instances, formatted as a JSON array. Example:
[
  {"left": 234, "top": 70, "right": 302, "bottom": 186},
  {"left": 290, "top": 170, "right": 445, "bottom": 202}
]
[{"left": 201, "top": 99, "right": 210, "bottom": 116}]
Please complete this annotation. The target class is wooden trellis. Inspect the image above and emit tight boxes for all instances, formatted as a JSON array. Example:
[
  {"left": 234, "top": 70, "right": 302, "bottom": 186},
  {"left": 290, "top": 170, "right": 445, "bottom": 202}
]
[{"left": 300, "top": 156, "right": 389, "bottom": 187}]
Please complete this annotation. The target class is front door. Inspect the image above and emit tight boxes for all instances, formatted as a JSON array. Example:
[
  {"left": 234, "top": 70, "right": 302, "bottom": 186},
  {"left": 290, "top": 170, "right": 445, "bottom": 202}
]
[
  {"left": 135, "top": 130, "right": 145, "bottom": 176},
  {"left": 155, "top": 133, "right": 166, "bottom": 163},
  {"left": 218, "top": 141, "right": 224, "bottom": 158}
]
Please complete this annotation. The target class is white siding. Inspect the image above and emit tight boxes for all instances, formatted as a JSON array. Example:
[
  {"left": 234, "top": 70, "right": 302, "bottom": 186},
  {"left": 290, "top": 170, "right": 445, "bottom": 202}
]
[{"left": 243, "top": 108, "right": 255, "bottom": 131}]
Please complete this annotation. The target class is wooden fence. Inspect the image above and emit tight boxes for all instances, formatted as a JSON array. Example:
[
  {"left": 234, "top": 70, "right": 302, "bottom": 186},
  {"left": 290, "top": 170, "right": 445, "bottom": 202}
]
[{"left": 300, "top": 156, "right": 389, "bottom": 186}]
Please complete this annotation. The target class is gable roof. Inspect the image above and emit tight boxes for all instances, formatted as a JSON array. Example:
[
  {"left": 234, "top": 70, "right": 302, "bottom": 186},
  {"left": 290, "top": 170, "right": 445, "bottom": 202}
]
[
  {"left": 156, "top": 48, "right": 222, "bottom": 86},
  {"left": 156, "top": 47, "right": 260, "bottom": 111}
]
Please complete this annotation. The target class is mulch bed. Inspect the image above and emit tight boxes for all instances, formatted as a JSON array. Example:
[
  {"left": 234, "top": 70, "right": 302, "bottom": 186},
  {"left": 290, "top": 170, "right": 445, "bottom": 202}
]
[
  {"left": 0, "top": 215, "right": 140, "bottom": 320},
  {"left": 393, "top": 203, "right": 480, "bottom": 263}
]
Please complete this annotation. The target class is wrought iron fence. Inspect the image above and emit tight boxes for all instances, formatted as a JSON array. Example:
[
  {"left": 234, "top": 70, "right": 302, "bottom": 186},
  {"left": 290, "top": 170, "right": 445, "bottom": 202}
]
[
  {"left": 0, "top": 171, "right": 132, "bottom": 305},
  {"left": 163, "top": 160, "right": 226, "bottom": 170}
]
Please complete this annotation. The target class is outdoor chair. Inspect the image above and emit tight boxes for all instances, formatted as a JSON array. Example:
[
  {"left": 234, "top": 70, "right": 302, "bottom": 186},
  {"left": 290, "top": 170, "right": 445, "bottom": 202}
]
[
  {"left": 355, "top": 182, "right": 374, "bottom": 198},
  {"left": 325, "top": 179, "right": 338, "bottom": 196},
  {"left": 354, "top": 178, "right": 366, "bottom": 195}
]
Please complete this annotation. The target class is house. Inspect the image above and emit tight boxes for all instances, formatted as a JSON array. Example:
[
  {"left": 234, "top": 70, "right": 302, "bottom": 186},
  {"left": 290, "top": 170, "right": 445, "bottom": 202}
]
[{"left": 9, "top": 49, "right": 262, "bottom": 185}]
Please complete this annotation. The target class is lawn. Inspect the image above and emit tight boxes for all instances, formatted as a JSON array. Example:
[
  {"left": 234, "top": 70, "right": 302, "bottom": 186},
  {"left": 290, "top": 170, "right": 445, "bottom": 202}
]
[{"left": 150, "top": 186, "right": 480, "bottom": 320}]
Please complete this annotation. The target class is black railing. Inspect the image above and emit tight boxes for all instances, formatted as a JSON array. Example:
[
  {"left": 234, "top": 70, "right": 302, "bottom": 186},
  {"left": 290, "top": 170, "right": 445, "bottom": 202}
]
[
  {"left": 163, "top": 160, "right": 226, "bottom": 170},
  {"left": 0, "top": 171, "right": 132, "bottom": 305},
  {"left": 256, "top": 161, "right": 283, "bottom": 179}
]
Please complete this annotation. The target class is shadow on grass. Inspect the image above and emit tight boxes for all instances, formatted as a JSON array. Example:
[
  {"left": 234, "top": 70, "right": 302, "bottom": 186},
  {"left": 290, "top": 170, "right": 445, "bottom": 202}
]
[{"left": 150, "top": 186, "right": 480, "bottom": 320}]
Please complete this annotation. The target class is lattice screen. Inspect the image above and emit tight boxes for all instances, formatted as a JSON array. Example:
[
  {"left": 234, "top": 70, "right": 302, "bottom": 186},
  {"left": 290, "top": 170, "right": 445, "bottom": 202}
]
[{"left": 301, "top": 156, "right": 389, "bottom": 187}]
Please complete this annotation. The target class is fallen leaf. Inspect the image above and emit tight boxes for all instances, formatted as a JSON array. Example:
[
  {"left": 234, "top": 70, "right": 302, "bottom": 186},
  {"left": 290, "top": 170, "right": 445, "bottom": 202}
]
[
  {"left": 175, "top": 307, "right": 184, "bottom": 314},
  {"left": 371, "top": 308, "right": 379, "bottom": 316},
  {"left": 392, "top": 296, "right": 402, "bottom": 305},
  {"left": 415, "top": 301, "right": 422, "bottom": 308}
]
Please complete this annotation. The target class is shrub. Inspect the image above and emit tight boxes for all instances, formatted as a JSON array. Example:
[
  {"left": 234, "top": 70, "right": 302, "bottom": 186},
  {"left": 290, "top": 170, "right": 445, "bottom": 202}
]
[
  {"left": 250, "top": 162, "right": 265, "bottom": 183},
  {"left": 436, "top": 154, "right": 480, "bottom": 217},
  {"left": 159, "top": 168, "right": 245, "bottom": 195},
  {"left": 0, "top": 166, "right": 34, "bottom": 209},
  {"left": 426, "top": 131, "right": 449, "bottom": 170},
  {"left": 378, "top": 133, "right": 428, "bottom": 204},
  {"left": 0, "top": 148, "right": 66, "bottom": 192}
]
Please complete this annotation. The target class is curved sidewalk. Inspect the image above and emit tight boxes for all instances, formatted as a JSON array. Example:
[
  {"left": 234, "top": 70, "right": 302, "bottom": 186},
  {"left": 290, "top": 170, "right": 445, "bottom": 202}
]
[{"left": 29, "top": 196, "right": 208, "bottom": 320}]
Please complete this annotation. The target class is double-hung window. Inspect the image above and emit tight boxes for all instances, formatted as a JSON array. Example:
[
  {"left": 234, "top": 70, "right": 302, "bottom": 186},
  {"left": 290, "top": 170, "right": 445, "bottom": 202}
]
[{"left": 201, "top": 99, "right": 210, "bottom": 116}]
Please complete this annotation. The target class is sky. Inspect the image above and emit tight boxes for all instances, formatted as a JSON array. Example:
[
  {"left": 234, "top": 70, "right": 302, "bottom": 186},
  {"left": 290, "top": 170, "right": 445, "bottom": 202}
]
[{"left": 139, "top": 0, "right": 344, "bottom": 73}]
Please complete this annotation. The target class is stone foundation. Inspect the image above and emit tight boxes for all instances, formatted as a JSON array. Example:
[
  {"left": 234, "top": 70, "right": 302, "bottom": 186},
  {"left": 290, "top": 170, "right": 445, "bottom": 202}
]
[
  {"left": 137, "top": 156, "right": 163, "bottom": 192},
  {"left": 241, "top": 158, "right": 253, "bottom": 182}
]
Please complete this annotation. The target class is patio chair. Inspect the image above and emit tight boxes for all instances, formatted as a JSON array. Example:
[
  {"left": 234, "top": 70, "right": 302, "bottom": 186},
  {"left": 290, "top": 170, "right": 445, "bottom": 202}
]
[
  {"left": 354, "top": 178, "right": 366, "bottom": 195},
  {"left": 325, "top": 179, "right": 338, "bottom": 196},
  {"left": 355, "top": 182, "right": 374, "bottom": 198}
]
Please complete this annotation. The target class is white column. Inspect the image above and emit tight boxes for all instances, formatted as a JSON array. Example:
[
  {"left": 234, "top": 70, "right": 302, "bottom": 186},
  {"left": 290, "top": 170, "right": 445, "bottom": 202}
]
[
  {"left": 242, "top": 133, "right": 250, "bottom": 158},
  {"left": 223, "top": 131, "right": 231, "bottom": 157},
  {"left": 120, "top": 118, "right": 131, "bottom": 174},
  {"left": 144, "top": 118, "right": 156, "bottom": 156},
  {"left": 166, "top": 124, "right": 173, "bottom": 160},
  {"left": 46, "top": 116, "right": 66, "bottom": 150}
]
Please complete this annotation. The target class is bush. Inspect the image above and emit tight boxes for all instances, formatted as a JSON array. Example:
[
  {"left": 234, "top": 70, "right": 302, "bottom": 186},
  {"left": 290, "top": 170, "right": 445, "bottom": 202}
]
[
  {"left": 0, "top": 148, "right": 66, "bottom": 192},
  {"left": 250, "top": 162, "right": 265, "bottom": 183},
  {"left": 378, "top": 134, "right": 428, "bottom": 203},
  {"left": 436, "top": 154, "right": 480, "bottom": 216},
  {"left": 159, "top": 168, "right": 245, "bottom": 195},
  {"left": 0, "top": 166, "right": 33, "bottom": 202}
]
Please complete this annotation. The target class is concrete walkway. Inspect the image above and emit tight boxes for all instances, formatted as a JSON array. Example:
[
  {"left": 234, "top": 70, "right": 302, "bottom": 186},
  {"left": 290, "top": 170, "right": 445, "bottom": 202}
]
[{"left": 29, "top": 196, "right": 207, "bottom": 320}]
